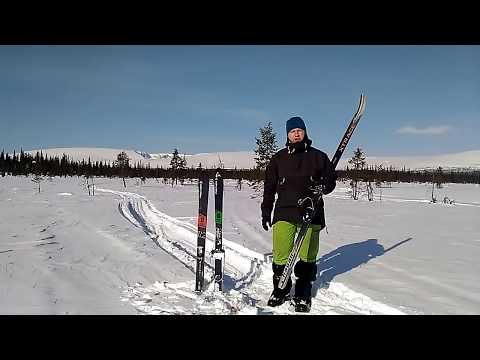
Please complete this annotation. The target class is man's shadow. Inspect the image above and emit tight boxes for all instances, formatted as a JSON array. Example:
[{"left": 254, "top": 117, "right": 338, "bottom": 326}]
[{"left": 311, "top": 237, "right": 412, "bottom": 297}]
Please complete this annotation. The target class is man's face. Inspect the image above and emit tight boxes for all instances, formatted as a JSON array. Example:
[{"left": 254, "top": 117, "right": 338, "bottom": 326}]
[{"left": 288, "top": 128, "right": 305, "bottom": 143}]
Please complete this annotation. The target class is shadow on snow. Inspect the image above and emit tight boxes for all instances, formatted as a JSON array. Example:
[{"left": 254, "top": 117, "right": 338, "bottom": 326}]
[{"left": 312, "top": 237, "right": 412, "bottom": 297}]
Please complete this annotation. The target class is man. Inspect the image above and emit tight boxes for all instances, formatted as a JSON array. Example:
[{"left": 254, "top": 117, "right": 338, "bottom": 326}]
[{"left": 261, "top": 116, "right": 337, "bottom": 312}]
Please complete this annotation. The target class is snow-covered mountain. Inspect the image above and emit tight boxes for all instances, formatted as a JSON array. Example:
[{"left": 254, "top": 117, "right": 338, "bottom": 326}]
[{"left": 24, "top": 147, "right": 480, "bottom": 170}]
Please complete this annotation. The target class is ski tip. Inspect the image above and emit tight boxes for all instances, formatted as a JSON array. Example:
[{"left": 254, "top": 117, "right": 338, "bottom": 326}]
[{"left": 358, "top": 94, "right": 367, "bottom": 116}]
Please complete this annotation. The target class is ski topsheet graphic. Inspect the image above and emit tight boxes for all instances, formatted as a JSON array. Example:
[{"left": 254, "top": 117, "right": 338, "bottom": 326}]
[
  {"left": 331, "top": 94, "right": 367, "bottom": 168},
  {"left": 212, "top": 171, "right": 225, "bottom": 292},
  {"left": 195, "top": 171, "right": 209, "bottom": 292}
]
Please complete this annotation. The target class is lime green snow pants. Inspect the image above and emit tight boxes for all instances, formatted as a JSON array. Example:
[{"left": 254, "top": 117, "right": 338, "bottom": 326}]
[{"left": 272, "top": 221, "right": 322, "bottom": 265}]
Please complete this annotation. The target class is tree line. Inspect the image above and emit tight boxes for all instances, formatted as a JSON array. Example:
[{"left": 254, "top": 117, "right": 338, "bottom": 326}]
[
  {"left": 1, "top": 148, "right": 479, "bottom": 185},
  {"left": 2, "top": 121, "right": 480, "bottom": 186},
  {"left": 0, "top": 149, "right": 263, "bottom": 182}
]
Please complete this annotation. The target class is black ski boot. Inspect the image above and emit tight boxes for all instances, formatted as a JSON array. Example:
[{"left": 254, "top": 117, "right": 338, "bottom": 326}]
[
  {"left": 267, "top": 263, "right": 292, "bottom": 307},
  {"left": 293, "top": 260, "right": 317, "bottom": 313}
]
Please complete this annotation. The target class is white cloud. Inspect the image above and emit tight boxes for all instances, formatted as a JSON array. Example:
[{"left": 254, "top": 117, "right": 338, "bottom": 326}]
[{"left": 396, "top": 126, "right": 451, "bottom": 135}]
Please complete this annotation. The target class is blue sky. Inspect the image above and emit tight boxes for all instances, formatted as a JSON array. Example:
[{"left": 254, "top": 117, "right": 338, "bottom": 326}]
[{"left": 0, "top": 45, "right": 478, "bottom": 157}]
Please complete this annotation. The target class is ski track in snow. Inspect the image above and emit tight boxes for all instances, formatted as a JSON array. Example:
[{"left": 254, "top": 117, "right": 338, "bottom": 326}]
[{"left": 97, "top": 188, "right": 405, "bottom": 315}]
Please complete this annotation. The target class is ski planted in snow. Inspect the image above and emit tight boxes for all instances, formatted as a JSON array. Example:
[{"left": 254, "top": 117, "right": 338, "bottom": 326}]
[
  {"left": 195, "top": 171, "right": 209, "bottom": 292},
  {"left": 278, "top": 94, "right": 367, "bottom": 291},
  {"left": 212, "top": 170, "right": 225, "bottom": 292}
]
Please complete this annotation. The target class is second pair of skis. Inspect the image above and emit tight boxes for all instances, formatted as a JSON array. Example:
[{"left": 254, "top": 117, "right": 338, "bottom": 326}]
[{"left": 195, "top": 171, "right": 225, "bottom": 293}]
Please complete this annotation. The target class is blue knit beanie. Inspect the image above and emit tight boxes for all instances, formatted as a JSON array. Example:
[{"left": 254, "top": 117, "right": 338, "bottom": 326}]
[{"left": 286, "top": 116, "right": 306, "bottom": 134}]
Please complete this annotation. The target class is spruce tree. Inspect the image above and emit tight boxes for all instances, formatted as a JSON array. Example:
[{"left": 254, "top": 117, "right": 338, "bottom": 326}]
[
  {"left": 170, "top": 148, "right": 186, "bottom": 186},
  {"left": 348, "top": 147, "right": 366, "bottom": 170},
  {"left": 251, "top": 121, "right": 278, "bottom": 196},
  {"left": 348, "top": 147, "right": 367, "bottom": 200},
  {"left": 115, "top": 151, "right": 130, "bottom": 188},
  {"left": 254, "top": 121, "right": 278, "bottom": 170},
  {"left": 170, "top": 148, "right": 183, "bottom": 170}
]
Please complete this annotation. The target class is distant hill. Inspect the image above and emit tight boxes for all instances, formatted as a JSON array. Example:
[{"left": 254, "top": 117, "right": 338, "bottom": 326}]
[
  {"left": 348, "top": 150, "right": 480, "bottom": 171},
  {"left": 24, "top": 147, "right": 480, "bottom": 171}
]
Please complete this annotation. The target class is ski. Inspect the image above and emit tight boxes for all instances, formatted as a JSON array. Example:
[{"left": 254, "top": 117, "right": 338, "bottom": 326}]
[
  {"left": 212, "top": 170, "right": 225, "bottom": 292},
  {"left": 330, "top": 94, "right": 367, "bottom": 168},
  {"left": 195, "top": 171, "right": 209, "bottom": 292},
  {"left": 278, "top": 94, "right": 367, "bottom": 290}
]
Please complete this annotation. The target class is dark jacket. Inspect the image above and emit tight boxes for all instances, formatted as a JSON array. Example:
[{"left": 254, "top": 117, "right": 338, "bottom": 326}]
[{"left": 261, "top": 137, "right": 337, "bottom": 229}]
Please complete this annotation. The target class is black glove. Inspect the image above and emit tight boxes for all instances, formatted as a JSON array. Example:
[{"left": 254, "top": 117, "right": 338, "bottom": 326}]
[{"left": 262, "top": 216, "right": 272, "bottom": 231}]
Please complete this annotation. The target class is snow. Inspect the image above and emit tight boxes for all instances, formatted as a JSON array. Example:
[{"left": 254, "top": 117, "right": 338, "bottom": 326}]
[
  {"left": 1, "top": 174, "right": 479, "bottom": 314},
  {"left": 23, "top": 147, "right": 480, "bottom": 170}
]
